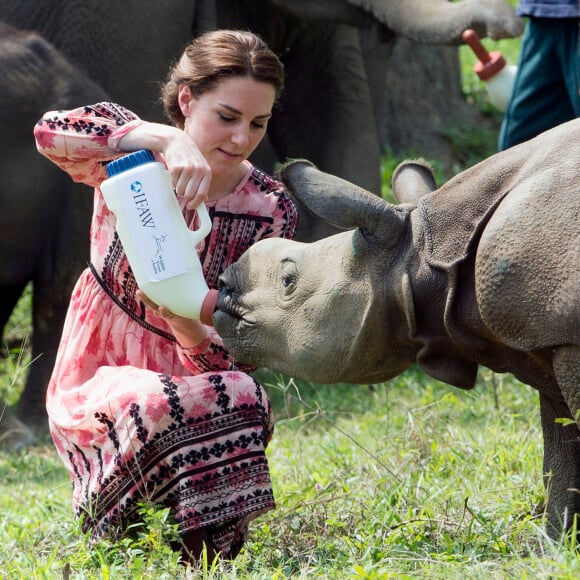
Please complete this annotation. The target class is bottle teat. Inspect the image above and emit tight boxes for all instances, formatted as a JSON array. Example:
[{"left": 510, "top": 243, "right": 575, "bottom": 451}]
[{"left": 462, "top": 29, "right": 506, "bottom": 81}]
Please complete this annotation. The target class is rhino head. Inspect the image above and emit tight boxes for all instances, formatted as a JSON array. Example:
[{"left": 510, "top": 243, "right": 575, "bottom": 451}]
[
  {"left": 217, "top": 121, "right": 580, "bottom": 546},
  {"left": 214, "top": 160, "right": 433, "bottom": 384}
]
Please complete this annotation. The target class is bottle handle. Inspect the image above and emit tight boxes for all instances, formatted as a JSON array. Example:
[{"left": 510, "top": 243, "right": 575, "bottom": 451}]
[{"left": 187, "top": 202, "right": 212, "bottom": 248}]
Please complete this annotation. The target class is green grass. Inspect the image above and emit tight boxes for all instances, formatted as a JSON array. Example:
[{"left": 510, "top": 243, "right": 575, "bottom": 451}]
[
  {"left": 3, "top": 368, "right": 580, "bottom": 577},
  {"left": 5, "top": 17, "right": 580, "bottom": 577}
]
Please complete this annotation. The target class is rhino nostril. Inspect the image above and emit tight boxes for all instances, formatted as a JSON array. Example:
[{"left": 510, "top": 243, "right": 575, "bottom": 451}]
[
  {"left": 218, "top": 266, "right": 236, "bottom": 292},
  {"left": 218, "top": 277, "right": 232, "bottom": 294}
]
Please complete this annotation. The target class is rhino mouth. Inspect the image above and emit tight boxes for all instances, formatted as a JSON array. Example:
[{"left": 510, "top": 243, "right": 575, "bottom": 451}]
[
  {"left": 216, "top": 287, "right": 244, "bottom": 321},
  {"left": 215, "top": 265, "right": 257, "bottom": 336}
]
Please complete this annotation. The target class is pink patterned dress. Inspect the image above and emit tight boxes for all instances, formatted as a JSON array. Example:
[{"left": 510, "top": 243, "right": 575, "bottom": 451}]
[{"left": 34, "top": 102, "right": 297, "bottom": 556}]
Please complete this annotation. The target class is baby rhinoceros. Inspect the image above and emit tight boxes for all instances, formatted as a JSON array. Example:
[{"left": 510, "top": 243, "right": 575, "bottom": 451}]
[{"left": 214, "top": 118, "right": 580, "bottom": 540}]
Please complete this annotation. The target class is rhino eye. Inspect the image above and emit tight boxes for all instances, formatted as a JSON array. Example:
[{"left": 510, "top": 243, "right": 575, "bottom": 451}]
[{"left": 280, "top": 260, "right": 297, "bottom": 295}]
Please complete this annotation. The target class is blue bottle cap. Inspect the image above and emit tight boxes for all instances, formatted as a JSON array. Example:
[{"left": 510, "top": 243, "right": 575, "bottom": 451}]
[{"left": 105, "top": 149, "right": 156, "bottom": 177}]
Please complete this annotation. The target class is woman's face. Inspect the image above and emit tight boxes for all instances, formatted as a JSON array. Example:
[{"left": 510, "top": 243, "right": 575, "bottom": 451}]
[{"left": 178, "top": 76, "right": 276, "bottom": 177}]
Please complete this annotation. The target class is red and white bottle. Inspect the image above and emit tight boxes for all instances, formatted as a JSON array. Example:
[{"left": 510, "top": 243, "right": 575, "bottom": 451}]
[{"left": 463, "top": 29, "right": 517, "bottom": 112}]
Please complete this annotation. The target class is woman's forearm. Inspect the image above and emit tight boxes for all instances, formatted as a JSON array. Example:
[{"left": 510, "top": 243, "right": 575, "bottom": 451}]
[
  {"left": 117, "top": 121, "right": 185, "bottom": 154},
  {"left": 34, "top": 102, "right": 142, "bottom": 187}
]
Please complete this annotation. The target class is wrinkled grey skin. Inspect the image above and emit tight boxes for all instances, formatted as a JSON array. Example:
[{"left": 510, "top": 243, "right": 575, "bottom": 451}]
[
  {"left": 0, "top": 23, "right": 107, "bottom": 450},
  {"left": 215, "top": 0, "right": 523, "bottom": 240},
  {"left": 272, "top": 0, "right": 523, "bottom": 42},
  {"left": 214, "top": 119, "right": 580, "bottom": 539},
  {"left": 0, "top": 0, "right": 523, "bottom": 236},
  {"left": 0, "top": 0, "right": 522, "bottom": 448}
]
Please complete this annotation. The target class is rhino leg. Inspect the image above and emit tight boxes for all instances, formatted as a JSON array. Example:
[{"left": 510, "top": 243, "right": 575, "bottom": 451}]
[
  {"left": 540, "top": 345, "right": 580, "bottom": 538},
  {"left": 553, "top": 346, "right": 580, "bottom": 417}
]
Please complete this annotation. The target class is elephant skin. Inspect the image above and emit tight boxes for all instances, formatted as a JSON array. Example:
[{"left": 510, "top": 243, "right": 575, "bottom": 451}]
[
  {"left": 0, "top": 23, "right": 107, "bottom": 449},
  {"left": 267, "top": 0, "right": 523, "bottom": 42},
  {"left": 214, "top": 119, "right": 580, "bottom": 539},
  {"left": 215, "top": 0, "right": 523, "bottom": 240},
  {"left": 0, "top": 0, "right": 523, "bottom": 239},
  {"left": 0, "top": 0, "right": 522, "bottom": 444}
]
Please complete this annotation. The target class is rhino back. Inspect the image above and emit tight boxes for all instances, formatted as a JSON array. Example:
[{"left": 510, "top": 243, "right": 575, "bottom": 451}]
[
  {"left": 475, "top": 164, "right": 579, "bottom": 350},
  {"left": 415, "top": 118, "right": 579, "bottom": 357},
  {"left": 420, "top": 120, "right": 578, "bottom": 266}
]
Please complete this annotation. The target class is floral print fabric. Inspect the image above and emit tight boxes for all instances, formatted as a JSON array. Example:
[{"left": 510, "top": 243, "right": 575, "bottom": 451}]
[{"left": 34, "top": 102, "right": 297, "bottom": 555}]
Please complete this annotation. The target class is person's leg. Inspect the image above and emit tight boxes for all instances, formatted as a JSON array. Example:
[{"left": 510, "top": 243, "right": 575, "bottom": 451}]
[
  {"left": 499, "top": 18, "right": 576, "bottom": 150},
  {"left": 559, "top": 18, "right": 580, "bottom": 117}
]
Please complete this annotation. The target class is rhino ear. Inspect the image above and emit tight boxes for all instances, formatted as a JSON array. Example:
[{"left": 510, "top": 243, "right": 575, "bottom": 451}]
[
  {"left": 391, "top": 159, "right": 437, "bottom": 205},
  {"left": 277, "top": 159, "right": 405, "bottom": 235}
]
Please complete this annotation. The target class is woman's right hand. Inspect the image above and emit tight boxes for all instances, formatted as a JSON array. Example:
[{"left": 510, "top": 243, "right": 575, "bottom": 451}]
[{"left": 117, "top": 121, "right": 212, "bottom": 209}]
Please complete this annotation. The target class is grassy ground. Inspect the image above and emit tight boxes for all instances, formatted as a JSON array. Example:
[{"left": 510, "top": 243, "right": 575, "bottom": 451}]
[
  {"left": 3, "top": 368, "right": 580, "bottom": 578},
  {"left": 4, "top": 15, "right": 580, "bottom": 578}
]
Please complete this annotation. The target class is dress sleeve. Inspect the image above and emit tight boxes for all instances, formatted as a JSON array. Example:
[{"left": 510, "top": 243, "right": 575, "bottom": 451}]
[
  {"left": 176, "top": 326, "right": 254, "bottom": 375},
  {"left": 34, "top": 102, "right": 143, "bottom": 188}
]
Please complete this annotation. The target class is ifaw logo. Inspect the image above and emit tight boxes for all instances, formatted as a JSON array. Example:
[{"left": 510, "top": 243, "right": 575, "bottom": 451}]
[{"left": 130, "top": 180, "right": 143, "bottom": 194}]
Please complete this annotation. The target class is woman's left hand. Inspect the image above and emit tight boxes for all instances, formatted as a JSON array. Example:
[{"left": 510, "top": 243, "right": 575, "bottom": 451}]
[
  {"left": 137, "top": 290, "right": 207, "bottom": 347},
  {"left": 138, "top": 290, "right": 180, "bottom": 320}
]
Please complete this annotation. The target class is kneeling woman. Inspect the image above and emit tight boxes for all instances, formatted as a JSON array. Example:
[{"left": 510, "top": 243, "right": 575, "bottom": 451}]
[{"left": 34, "top": 30, "right": 297, "bottom": 562}]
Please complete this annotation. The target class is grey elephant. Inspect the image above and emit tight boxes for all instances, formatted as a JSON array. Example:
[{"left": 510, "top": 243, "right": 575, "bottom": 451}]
[
  {"left": 0, "top": 0, "right": 522, "bottom": 445},
  {"left": 214, "top": 0, "right": 523, "bottom": 239},
  {"left": 0, "top": 22, "right": 107, "bottom": 449},
  {"left": 0, "top": 1, "right": 200, "bottom": 446},
  {"left": 213, "top": 119, "right": 580, "bottom": 539},
  {"left": 0, "top": 0, "right": 523, "bottom": 239}
]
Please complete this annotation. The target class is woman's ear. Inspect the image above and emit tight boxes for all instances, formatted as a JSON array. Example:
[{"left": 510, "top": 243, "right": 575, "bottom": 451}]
[{"left": 178, "top": 85, "right": 193, "bottom": 117}]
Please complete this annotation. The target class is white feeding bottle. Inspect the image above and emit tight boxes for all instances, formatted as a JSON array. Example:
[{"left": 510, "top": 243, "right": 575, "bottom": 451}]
[
  {"left": 462, "top": 29, "right": 517, "bottom": 112},
  {"left": 101, "top": 149, "right": 218, "bottom": 324}
]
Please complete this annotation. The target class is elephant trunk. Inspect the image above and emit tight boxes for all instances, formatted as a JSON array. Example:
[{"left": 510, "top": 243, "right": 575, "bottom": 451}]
[{"left": 348, "top": 0, "right": 523, "bottom": 44}]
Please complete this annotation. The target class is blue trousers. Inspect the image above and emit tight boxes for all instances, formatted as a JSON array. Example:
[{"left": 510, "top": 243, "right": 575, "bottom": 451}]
[{"left": 498, "top": 17, "right": 580, "bottom": 150}]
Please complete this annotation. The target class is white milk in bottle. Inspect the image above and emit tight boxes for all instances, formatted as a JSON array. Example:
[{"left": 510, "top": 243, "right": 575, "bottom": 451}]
[{"left": 100, "top": 149, "right": 217, "bottom": 323}]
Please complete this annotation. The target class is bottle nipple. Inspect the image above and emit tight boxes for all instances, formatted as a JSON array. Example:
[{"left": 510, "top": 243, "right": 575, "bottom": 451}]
[{"left": 462, "top": 29, "right": 506, "bottom": 81}]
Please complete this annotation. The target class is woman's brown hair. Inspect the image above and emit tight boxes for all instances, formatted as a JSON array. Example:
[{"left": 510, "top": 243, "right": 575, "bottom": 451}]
[{"left": 161, "top": 29, "right": 284, "bottom": 128}]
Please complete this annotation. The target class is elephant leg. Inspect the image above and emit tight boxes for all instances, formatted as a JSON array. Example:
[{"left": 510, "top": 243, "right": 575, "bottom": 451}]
[
  {"left": 0, "top": 282, "right": 27, "bottom": 351},
  {"left": 0, "top": 399, "right": 36, "bottom": 452},
  {"left": 0, "top": 284, "right": 37, "bottom": 451},
  {"left": 14, "top": 279, "right": 70, "bottom": 438},
  {"left": 539, "top": 380, "right": 580, "bottom": 539},
  {"left": 268, "top": 24, "right": 382, "bottom": 242}
]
